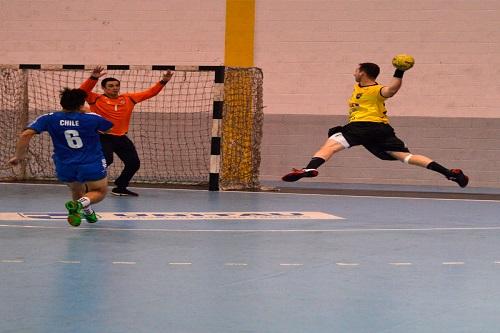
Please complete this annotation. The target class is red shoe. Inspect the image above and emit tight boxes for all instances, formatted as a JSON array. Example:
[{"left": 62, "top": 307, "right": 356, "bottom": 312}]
[
  {"left": 282, "top": 168, "right": 319, "bottom": 182},
  {"left": 447, "top": 169, "right": 469, "bottom": 188}
]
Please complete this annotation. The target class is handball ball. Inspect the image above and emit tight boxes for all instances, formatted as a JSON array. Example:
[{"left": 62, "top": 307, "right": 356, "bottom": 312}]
[{"left": 392, "top": 54, "right": 415, "bottom": 71}]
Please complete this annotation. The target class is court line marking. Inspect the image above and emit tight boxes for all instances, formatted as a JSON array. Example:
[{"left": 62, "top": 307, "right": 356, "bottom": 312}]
[
  {"left": 57, "top": 260, "right": 80, "bottom": 264},
  {"left": 4, "top": 259, "right": 500, "bottom": 266},
  {"left": 0, "top": 211, "right": 342, "bottom": 221},
  {"left": 2, "top": 224, "right": 500, "bottom": 233},
  {"left": 336, "top": 263, "right": 359, "bottom": 266},
  {"left": 112, "top": 261, "right": 137, "bottom": 265},
  {"left": 1, "top": 182, "right": 499, "bottom": 203}
]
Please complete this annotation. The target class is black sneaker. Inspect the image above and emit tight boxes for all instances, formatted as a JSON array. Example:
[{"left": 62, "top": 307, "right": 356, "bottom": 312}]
[
  {"left": 282, "top": 168, "right": 319, "bottom": 182},
  {"left": 447, "top": 169, "right": 469, "bottom": 188},
  {"left": 111, "top": 187, "right": 139, "bottom": 196}
]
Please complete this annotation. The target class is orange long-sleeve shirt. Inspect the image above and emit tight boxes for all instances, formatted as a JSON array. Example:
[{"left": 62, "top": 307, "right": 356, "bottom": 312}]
[{"left": 80, "top": 77, "right": 166, "bottom": 136}]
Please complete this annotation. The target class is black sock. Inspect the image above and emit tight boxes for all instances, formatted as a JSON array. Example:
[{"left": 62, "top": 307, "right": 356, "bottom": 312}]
[
  {"left": 306, "top": 157, "right": 325, "bottom": 170},
  {"left": 427, "top": 161, "right": 452, "bottom": 177}
]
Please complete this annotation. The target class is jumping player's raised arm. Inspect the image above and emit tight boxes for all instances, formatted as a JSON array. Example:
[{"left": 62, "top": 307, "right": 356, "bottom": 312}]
[
  {"left": 380, "top": 75, "right": 403, "bottom": 98},
  {"left": 381, "top": 54, "right": 414, "bottom": 98}
]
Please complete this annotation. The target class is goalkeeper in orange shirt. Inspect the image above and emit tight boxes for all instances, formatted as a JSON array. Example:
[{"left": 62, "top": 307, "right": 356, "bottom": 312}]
[
  {"left": 282, "top": 61, "right": 469, "bottom": 188},
  {"left": 80, "top": 66, "right": 173, "bottom": 196}
]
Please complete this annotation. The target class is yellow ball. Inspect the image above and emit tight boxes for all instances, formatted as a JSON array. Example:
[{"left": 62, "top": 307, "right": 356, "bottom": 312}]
[{"left": 392, "top": 54, "right": 415, "bottom": 71}]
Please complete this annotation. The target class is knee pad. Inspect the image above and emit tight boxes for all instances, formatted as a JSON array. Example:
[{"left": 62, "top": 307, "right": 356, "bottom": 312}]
[
  {"left": 403, "top": 154, "right": 413, "bottom": 164},
  {"left": 329, "top": 132, "right": 350, "bottom": 148}
]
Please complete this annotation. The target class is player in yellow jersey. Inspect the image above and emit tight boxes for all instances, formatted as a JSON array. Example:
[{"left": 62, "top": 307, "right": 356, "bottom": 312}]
[{"left": 282, "top": 62, "right": 469, "bottom": 187}]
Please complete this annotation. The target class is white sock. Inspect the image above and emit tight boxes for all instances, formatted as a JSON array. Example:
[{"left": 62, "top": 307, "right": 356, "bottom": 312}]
[
  {"left": 77, "top": 196, "right": 91, "bottom": 208},
  {"left": 77, "top": 197, "right": 94, "bottom": 214}
]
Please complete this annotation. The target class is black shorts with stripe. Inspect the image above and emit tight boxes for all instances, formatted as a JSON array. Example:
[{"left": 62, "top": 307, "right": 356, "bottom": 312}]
[{"left": 329, "top": 122, "right": 410, "bottom": 160}]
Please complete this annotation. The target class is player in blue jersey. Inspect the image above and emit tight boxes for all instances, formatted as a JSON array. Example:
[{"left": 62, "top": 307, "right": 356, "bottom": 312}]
[{"left": 8, "top": 88, "right": 114, "bottom": 226}]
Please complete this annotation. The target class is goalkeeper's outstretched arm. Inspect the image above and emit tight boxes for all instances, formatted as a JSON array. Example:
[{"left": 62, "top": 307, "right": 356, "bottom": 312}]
[{"left": 79, "top": 66, "right": 106, "bottom": 102}]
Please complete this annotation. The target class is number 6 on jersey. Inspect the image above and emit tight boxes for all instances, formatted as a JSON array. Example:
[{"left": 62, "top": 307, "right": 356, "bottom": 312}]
[{"left": 64, "top": 130, "right": 83, "bottom": 148}]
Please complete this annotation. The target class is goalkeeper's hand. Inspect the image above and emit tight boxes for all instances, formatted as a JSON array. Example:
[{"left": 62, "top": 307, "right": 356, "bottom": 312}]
[
  {"left": 162, "top": 70, "right": 174, "bottom": 83},
  {"left": 90, "top": 66, "right": 106, "bottom": 79}
]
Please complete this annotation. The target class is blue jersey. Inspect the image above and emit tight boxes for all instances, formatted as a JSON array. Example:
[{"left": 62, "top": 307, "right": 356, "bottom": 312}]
[{"left": 28, "top": 111, "right": 113, "bottom": 164}]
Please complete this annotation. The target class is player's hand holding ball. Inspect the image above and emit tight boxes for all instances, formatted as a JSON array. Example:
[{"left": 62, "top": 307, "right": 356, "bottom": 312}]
[{"left": 392, "top": 54, "right": 415, "bottom": 71}]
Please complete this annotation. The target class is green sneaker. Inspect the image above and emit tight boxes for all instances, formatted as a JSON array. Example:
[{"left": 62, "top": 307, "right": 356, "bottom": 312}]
[
  {"left": 83, "top": 211, "right": 98, "bottom": 223},
  {"left": 65, "top": 201, "right": 83, "bottom": 227}
]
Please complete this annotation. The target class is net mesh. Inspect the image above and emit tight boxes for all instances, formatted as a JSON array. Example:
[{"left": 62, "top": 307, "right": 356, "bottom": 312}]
[
  {"left": 0, "top": 66, "right": 263, "bottom": 189},
  {"left": 220, "top": 67, "right": 263, "bottom": 190}
]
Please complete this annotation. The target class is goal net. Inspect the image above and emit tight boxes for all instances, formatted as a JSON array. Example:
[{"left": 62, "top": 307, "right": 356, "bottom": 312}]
[{"left": 0, "top": 65, "right": 263, "bottom": 190}]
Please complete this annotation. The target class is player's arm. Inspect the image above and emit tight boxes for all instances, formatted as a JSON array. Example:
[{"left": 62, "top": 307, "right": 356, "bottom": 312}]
[
  {"left": 8, "top": 129, "right": 37, "bottom": 165},
  {"left": 79, "top": 66, "right": 106, "bottom": 102},
  {"left": 128, "top": 70, "right": 174, "bottom": 103},
  {"left": 380, "top": 76, "right": 403, "bottom": 98}
]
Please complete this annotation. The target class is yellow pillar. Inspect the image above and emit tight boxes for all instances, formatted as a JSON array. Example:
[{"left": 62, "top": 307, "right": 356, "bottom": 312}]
[{"left": 225, "top": 0, "right": 255, "bottom": 67}]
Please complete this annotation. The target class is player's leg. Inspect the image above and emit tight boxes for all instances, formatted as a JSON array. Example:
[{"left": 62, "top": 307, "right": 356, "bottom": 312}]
[
  {"left": 387, "top": 151, "right": 469, "bottom": 187},
  {"left": 65, "top": 182, "right": 86, "bottom": 227},
  {"left": 66, "top": 178, "right": 108, "bottom": 224},
  {"left": 112, "top": 136, "right": 140, "bottom": 196},
  {"left": 282, "top": 131, "right": 347, "bottom": 182},
  {"left": 83, "top": 177, "right": 109, "bottom": 204},
  {"left": 68, "top": 159, "right": 109, "bottom": 223},
  {"left": 364, "top": 123, "right": 469, "bottom": 188},
  {"left": 54, "top": 161, "right": 85, "bottom": 226}
]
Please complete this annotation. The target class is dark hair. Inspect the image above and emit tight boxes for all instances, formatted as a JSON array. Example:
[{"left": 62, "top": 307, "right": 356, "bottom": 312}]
[
  {"left": 101, "top": 77, "right": 120, "bottom": 88},
  {"left": 358, "top": 63, "right": 380, "bottom": 79},
  {"left": 60, "top": 88, "right": 87, "bottom": 110}
]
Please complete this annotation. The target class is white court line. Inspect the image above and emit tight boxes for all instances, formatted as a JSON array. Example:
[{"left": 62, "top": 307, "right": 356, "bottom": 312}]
[
  {"left": 389, "top": 262, "right": 413, "bottom": 266},
  {"left": 0, "top": 211, "right": 342, "bottom": 221},
  {"left": 2, "top": 224, "right": 500, "bottom": 233},
  {"left": 57, "top": 260, "right": 80, "bottom": 264},
  {"left": 2, "top": 182, "right": 499, "bottom": 203},
  {"left": 112, "top": 261, "right": 137, "bottom": 265},
  {"left": 336, "top": 263, "right": 360, "bottom": 266},
  {"left": 224, "top": 263, "right": 248, "bottom": 266},
  {"left": 442, "top": 262, "right": 465, "bottom": 265},
  {"left": 169, "top": 262, "right": 192, "bottom": 265},
  {"left": 1, "top": 259, "right": 24, "bottom": 263},
  {"left": 279, "top": 263, "right": 303, "bottom": 266}
]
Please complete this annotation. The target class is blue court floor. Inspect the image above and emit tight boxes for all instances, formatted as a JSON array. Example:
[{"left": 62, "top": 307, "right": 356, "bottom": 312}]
[{"left": 1, "top": 182, "right": 500, "bottom": 333}]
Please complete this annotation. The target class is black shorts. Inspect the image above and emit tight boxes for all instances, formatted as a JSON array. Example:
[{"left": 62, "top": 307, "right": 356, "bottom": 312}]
[{"left": 329, "top": 122, "right": 410, "bottom": 160}]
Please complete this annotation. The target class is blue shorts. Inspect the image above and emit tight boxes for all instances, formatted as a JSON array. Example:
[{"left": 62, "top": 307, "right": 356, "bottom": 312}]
[{"left": 55, "top": 159, "right": 107, "bottom": 183}]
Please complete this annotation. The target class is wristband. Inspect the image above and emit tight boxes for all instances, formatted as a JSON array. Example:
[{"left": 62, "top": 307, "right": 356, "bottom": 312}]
[
  {"left": 393, "top": 69, "right": 405, "bottom": 78},
  {"left": 160, "top": 79, "right": 169, "bottom": 84},
  {"left": 90, "top": 76, "right": 99, "bottom": 80}
]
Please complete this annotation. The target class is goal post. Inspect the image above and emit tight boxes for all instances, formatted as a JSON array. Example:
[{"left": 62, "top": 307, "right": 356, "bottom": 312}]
[{"left": 0, "top": 64, "right": 263, "bottom": 191}]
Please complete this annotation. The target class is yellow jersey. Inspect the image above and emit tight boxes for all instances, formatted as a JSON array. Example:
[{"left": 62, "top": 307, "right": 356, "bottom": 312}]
[{"left": 347, "top": 83, "right": 388, "bottom": 124}]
